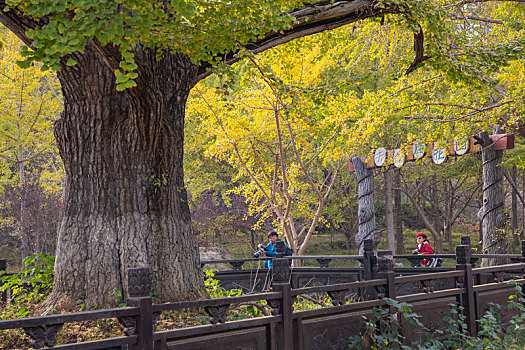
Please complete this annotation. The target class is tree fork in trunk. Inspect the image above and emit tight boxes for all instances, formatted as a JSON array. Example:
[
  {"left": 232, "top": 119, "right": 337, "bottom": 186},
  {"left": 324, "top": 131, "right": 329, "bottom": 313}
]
[{"left": 404, "top": 187, "right": 443, "bottom": 253}]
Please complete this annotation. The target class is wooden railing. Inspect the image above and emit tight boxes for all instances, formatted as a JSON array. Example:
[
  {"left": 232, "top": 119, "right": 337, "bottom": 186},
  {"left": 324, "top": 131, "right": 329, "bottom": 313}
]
[{"left": 1, "top": 240, "right": 525, "bottom": 349}]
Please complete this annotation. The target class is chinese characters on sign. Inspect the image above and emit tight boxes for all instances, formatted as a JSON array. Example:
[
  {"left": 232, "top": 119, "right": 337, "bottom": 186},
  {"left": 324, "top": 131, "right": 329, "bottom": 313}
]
[
  {"left": 413, "top": 142, "right": 425, "bottom": 159},
  {"left": 432, "top": 145, "right": 447, "bottom": 164}
]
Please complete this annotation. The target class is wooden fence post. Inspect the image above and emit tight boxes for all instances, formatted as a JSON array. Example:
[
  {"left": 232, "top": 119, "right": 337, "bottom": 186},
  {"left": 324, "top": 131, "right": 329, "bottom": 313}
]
[
  {"left": 460, "top": 236, "right": 471, "bottom": 246},
  {"left": 127, "top": 267, "right": 153, "bottom": 350},
  {"left": 456, "top": 245, "right": 476, "bottom": 337},
  {"left": 272, "top": 259, "right": 293, "bottom": 350},
  {"left": 377, "top": 257, "right": 395, "bottom": 300},
  {"left": 272, "top": 243, "right": 293, "bottom": 350},
  {"left": 363, "top": 239, "right": 377, "bottom": 300},
  {"left": 377, "top": 257, "right": 397, "bottom": 337},
  {"left": 0, "top": 259, "right": 6, "bottom": 302}
]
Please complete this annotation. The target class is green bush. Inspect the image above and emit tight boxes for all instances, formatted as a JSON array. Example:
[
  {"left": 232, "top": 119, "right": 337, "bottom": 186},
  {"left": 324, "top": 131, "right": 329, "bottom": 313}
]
[
  {"left": 0, "top": 253, "right": 54, "bottom": 318},
  {"left": 348, "top": 298, "right": 435, "bottom": 350},
  {"left": 348, "top": 284, "right": 525, "bottom": 350},
  {"left": 203, "top": 268, "right": 242, "bottom": 299}
]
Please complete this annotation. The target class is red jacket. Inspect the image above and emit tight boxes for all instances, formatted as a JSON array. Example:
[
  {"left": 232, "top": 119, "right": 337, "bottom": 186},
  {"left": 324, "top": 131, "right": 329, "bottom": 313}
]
[{"left": 416, "top": 241, "right": 434, "bottom": 266}]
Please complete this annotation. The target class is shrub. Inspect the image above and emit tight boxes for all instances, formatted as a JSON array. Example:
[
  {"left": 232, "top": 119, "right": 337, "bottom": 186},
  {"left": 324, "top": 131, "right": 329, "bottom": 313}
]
[
  {"left": 348, "top": 284, "right": 525, "bottom": 350},
  {"left": 0, "top": 253, "right": 54, "bottom": 319}
]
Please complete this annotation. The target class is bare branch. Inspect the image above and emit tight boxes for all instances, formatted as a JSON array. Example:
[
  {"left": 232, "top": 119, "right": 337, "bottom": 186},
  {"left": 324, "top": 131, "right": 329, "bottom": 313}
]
[
  {"left": 387, "top": 75, "right": 444, "bottom": 98},
  {"left": 232, "top": 301, "right": 271, "bottom": 316},
  {"left": 296, "top": 294, "right": 329, "bottom": 307},
  {"left": 450, "top": 15, "right": 504, "bottom": 24},
  {"left": 399, "top": 101, "right": 513, "bottom": 122},
  {"left": 444, "top": 0, "right": 525, "bottom": 9}
]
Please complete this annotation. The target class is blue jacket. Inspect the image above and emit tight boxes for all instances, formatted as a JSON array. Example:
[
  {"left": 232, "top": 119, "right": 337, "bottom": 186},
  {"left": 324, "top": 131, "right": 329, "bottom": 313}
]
[{"left": 264, "top": 240, "right": 278, "bottom": 268}]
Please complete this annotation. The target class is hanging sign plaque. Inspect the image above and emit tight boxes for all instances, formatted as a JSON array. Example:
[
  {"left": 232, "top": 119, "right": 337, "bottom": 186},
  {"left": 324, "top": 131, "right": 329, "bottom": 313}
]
[
  {"left": 413, "top": 142, "right": 425, "bottom": 159},
  {"left": 454, "top": 139, "right": 469, "bottom": 155},
  {"left": 432, "top": 145, "right": 447, "bottom": 164},
  {"left": 374, "top": 148, "right": 387, "bottom": 166},
  {"left": 393, "top": 149, "right": 405, "bottom": 168}
]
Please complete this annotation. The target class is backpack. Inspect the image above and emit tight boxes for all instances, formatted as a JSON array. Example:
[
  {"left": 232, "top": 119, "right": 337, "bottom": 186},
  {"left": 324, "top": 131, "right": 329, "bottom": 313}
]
[{"left": 426, "top": 257, "right": 443, "bottom": 267}]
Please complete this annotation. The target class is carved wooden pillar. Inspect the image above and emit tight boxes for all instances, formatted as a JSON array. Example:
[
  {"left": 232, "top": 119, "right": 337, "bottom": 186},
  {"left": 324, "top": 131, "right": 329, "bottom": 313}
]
[
  {"left": 479, "top": 131, "right": 508, "bottom": 266},
  {"left": 363, "top": 239, "right": 378, "bottom": 300},
  {"left": 351, "top": 156, "right": 379, "bottom": 256}
]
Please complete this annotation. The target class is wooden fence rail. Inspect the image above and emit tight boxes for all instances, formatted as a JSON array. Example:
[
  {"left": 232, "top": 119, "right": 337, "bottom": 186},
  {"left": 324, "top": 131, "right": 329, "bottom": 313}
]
[{"left": 1, "top": 240, "right": 525, "bottom": 349}]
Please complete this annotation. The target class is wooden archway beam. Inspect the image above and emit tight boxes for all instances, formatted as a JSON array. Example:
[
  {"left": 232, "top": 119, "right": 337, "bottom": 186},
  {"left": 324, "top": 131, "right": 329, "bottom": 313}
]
[{"left": 348, "top": 133, "right": 515, "bottom": 173}]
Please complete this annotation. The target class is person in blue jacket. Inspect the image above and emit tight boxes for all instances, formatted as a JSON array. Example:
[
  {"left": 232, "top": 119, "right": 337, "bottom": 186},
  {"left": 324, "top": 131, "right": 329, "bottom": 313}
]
[{"left": 258, "top": 231, "right": 279, "bottom": 268}]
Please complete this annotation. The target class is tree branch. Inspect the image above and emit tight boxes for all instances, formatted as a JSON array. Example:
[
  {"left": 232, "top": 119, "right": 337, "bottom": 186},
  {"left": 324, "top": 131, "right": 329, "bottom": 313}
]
[
  {"left": 450, "top": 15, "right": 504, "bottom": 24},
  {"left": 196, "top": 0, "right": 399, "bottom": 80},
  {"left": 405, "top": 25, "right": 430, "bottom": 75},
  {"left": 443, "top": 0, "right": 525, "bottom": 9}
]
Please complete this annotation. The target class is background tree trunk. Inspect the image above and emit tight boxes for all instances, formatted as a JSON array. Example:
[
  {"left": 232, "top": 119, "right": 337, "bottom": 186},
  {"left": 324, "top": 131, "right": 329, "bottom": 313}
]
[
  {"left": 18, "top": 149, "right": 29, "bottom": 262},
  {"left": 511, "top": 165, "right": 519, "bottom": 245},
  {"left": 444, "top": 180, "right": 453, "bottom": 252},
  {"left": 431, "top": 176, "right": 442, "bottom": 245},
  {"left": 480, "top": 131, "right": 508, "bottom": 266},
  {"left": 404, "top": 188, "right": 443, "bottom": 252},
  {"left": 523, "top": 171, "right": 525, "bottom": 239},
  {"left": 46, "top": 45, "right": 203, "bottom": 308},
  {"left": 394, "top": 169, "right": 404, "bottom": 254},
  {"left": 385, "top": 169, "right": 395, "bottom": 254},
  {"left": 351, "top": 157, "right": 378, "bottom": 255}
]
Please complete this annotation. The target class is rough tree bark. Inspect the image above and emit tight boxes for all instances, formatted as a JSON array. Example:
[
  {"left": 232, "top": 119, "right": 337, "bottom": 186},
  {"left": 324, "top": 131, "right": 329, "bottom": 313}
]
[
  {"left": 46, "top": 45, "right": 203, "bottom": 307},
  {"left": 351, "top": 157, "right": 379, "bottom": 255},
  {"left": 480, "top": 131, "right": 508, "bottom": 266}
]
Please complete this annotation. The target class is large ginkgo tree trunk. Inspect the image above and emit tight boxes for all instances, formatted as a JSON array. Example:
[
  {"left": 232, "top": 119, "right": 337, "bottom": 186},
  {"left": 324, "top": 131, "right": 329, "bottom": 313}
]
[{"left": 49, "top": 45, "right": 203, "bottom": 307}]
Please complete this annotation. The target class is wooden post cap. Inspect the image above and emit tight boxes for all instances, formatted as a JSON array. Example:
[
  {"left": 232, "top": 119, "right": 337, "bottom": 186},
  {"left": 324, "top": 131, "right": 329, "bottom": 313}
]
[{"left": 128, "top": 267, "right": 151, "bottom": 298}]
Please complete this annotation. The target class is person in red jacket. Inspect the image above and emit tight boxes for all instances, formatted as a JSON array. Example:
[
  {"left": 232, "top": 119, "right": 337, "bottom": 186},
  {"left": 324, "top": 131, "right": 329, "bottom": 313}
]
[{"left": 413, "top": 232, "right": 434, "bottom": 266}]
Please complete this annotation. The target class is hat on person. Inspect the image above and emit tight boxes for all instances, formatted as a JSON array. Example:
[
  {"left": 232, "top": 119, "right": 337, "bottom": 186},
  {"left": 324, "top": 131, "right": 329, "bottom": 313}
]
[
  {"left": 267, "top": 231, "right": 278, "bottom": 237},
  {"left": 416, "top": 232, "right": 428, "bottom": 239}
]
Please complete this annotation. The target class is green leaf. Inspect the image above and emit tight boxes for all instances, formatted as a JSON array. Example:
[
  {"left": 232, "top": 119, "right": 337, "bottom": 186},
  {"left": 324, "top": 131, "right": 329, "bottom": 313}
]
[
  {"left": 16, "top": 59, "right": 31, "bottom": 69},
  {"left": 170, "top": 0, "right": 195, "bottom": 19}
]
